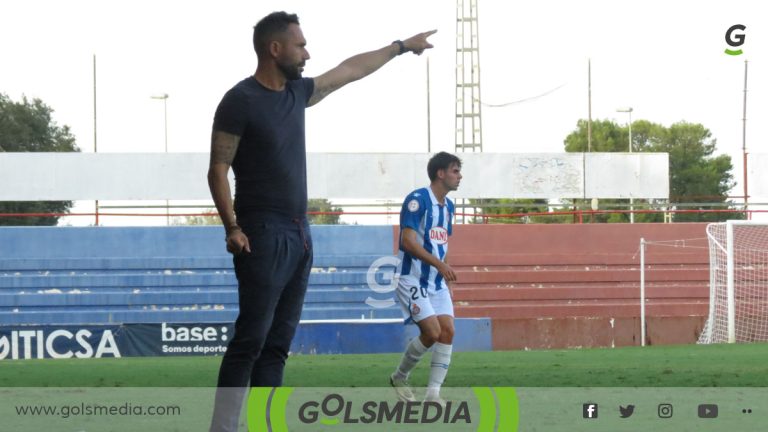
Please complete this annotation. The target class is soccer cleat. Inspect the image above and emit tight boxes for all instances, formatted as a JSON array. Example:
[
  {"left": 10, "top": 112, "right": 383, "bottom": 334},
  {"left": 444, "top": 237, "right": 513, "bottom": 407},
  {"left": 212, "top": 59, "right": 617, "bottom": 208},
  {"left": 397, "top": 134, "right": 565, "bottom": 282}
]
[
  {"left": 423, "top": 391, "right": 447, "bottom": 408},
  {"left": 389, "top": 373, "right": 416, "bottom": 402}
]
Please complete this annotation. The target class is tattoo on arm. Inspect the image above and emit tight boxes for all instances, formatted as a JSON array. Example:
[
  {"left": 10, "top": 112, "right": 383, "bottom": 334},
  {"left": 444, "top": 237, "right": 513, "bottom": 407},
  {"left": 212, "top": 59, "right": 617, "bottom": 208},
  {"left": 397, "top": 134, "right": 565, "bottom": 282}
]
[
  {"left": 208, "top": 131, "right": 240, "bottom": 231},
  {"left": 210, "top": 131, "right": 241, "bottom": 165},
  {"left": 308, "top": 81, "right": 342, "bottom": 107}
]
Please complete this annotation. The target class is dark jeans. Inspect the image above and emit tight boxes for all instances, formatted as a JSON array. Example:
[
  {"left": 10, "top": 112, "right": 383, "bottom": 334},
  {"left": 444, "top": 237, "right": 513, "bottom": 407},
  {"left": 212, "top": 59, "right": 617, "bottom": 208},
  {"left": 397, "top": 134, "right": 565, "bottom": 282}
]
[{"left": 209, "top": 214, "right": 312, "bottom": 432}]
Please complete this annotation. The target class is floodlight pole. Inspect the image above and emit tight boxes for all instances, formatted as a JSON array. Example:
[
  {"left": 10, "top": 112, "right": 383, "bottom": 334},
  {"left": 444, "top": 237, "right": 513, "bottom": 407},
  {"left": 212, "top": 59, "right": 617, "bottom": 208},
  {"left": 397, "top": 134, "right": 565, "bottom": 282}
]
[
  {"left": 742, "top": 60, "right": 749, "bottom": 219},
  {"left": 150, "top": 94, "right": 169, "bottom": 153},
  {"left": 151, "top": 94, "right": 170, "bottom": 225},
  {"left": 93, "top": 54, "right": 99, "bottom": 226}
]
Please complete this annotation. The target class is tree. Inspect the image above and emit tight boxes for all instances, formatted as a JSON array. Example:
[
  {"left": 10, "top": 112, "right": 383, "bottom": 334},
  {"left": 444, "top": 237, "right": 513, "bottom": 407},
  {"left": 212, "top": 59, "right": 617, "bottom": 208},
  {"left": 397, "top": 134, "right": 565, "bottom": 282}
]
[
  {"left": 562, "top": 120, "right": 635, "bottom": 222},
  {"left": 173, "top": 199, "right": 344, "bottom": 226},
  {"left": 172, "top": 213, "right": 222, "bottom": 226},
  {"left": 471, "top": 198, "right": 570, "bottom": 224},
  {"left": 0, "top": 93, "right": 80, "bottom": 226},
  {"left": 564, "top": 119, "right": 626, "bottom": 153},
  {"left": 563, "top": 119, "right": 742, "bottom": 222},
  {"left": 645, "top": 121, "right": 742, "bottom": 222},
  {"left": 307, "top": 198, "right": 343, "bottom": 225}
]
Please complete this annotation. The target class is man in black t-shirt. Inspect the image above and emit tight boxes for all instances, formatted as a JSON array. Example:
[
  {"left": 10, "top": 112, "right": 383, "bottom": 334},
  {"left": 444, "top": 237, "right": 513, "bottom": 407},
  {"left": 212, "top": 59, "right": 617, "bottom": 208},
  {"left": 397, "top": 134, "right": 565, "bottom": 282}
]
[{"left": 208, "top": 11, "right": 436, "bottom": 431}]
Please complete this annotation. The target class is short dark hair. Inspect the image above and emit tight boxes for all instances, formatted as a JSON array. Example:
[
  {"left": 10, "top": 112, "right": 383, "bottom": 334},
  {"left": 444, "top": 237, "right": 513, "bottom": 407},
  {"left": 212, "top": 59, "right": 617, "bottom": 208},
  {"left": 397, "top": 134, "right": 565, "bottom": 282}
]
[
  {"left": 253, "top": 11, "right": 300, "bottom": 56},
  {"left": 427, "top": 152, "right": 462, "bottom": 181}
]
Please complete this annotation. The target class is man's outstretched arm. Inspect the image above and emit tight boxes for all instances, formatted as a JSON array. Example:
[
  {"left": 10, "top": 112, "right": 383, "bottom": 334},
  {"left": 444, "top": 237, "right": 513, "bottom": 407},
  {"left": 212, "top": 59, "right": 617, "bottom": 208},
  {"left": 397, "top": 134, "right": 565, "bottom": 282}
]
[{"left": 308, "top": 30, "right": 436, "bottom": 107}]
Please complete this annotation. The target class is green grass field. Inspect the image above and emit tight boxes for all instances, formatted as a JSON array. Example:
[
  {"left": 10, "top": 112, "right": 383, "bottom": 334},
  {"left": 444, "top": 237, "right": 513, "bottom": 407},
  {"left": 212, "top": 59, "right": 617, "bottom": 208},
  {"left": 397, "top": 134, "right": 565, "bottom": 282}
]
[
  {"left": 4, "top": 344, "right": 768, "bottom": 431},
  {"left": 2, "top": 343, "right": 768, "bottom": 387}
]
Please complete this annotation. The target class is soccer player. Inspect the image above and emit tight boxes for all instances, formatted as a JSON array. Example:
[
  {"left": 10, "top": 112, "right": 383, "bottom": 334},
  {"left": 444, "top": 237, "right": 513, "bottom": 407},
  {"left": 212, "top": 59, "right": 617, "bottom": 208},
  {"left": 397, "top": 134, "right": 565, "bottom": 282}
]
[
  {"left": 207, "top": 11, "right": 436, "bottom": 432},
  {"left": 390, "top": 152, "right": 462, "bottom": 404}
]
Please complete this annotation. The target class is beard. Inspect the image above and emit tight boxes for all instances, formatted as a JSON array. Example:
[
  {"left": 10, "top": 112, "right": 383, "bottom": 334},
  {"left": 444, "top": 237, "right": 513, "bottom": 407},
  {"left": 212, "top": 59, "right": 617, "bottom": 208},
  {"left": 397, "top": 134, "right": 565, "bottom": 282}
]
[{"left": 277, "top": 59, "right": 303, "bottom": 81}]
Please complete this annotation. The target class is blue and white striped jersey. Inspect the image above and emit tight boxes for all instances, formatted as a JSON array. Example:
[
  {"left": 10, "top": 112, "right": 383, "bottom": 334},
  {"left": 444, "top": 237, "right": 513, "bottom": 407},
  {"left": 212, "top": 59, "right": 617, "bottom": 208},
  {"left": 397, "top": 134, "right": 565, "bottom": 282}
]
[{"left": 396, "top": 186, "right": 455, "bottom": 293}]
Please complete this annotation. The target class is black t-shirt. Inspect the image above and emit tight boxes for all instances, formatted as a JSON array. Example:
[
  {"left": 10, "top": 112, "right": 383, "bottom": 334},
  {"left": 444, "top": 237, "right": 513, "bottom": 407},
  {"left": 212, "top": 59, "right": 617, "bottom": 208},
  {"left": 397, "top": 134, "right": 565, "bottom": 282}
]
[{"left": 213, "top": 76, "right": 314, "bottom": 218}]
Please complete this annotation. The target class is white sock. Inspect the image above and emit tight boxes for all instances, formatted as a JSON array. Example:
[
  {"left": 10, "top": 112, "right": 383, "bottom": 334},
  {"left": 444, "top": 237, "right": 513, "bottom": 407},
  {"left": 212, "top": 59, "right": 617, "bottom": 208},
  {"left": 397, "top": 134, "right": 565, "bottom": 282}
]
[
  {"left": 426, "top": 342, "right": 452, "bottom": 396},
  {"left": 394, "top": 337, "right": 430, "bottom": 379}
]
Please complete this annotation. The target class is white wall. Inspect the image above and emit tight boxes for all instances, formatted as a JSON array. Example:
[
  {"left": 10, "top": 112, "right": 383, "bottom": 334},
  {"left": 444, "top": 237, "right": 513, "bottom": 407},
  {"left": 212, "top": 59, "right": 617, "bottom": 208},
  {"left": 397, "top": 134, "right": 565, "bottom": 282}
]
[
  {"left": 0, "top": 152, "right": 669, "bottom": 200},
  {"left": 748, "top": 154, "right": 768, "bottom": 199}
]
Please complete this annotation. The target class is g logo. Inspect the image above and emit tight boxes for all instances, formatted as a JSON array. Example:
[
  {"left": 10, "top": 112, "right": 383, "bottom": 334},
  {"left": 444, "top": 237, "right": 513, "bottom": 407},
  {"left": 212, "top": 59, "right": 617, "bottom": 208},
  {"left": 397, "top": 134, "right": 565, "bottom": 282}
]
[
  {"left": 725, "top": 24, "right": 746, "bottom": 56},
  {"left": 365, "top": 256, "right": 400, "bottom": 308}
]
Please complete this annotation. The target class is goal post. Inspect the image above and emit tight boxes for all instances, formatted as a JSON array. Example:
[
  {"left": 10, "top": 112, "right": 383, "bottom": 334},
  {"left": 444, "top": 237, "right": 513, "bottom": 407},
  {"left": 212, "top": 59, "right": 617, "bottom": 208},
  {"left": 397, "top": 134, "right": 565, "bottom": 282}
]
[{"left": 699, "top": 220, "right": 768, "bottom": 344}]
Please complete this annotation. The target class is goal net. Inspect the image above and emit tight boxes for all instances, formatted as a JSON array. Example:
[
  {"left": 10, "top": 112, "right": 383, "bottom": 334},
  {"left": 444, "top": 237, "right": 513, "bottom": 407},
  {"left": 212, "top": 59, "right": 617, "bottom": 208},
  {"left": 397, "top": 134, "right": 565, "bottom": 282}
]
[{"left": 699, "top": 220, "right": 768, "bottom": 343}]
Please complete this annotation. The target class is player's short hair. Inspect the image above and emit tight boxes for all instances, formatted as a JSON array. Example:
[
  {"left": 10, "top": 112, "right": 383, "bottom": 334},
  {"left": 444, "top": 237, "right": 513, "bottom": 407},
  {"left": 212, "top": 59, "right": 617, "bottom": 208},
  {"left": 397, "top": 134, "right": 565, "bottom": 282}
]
[
  {"left": 253, "top": 11, "right": 300, "bottom": 56},
  {"left": 427, "top": 152, "right": 462, "bottom": 181}
]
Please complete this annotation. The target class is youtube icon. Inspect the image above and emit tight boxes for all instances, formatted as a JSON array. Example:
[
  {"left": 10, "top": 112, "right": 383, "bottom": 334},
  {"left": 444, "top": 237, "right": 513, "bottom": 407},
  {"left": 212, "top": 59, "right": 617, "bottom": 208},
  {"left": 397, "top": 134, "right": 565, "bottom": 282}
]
[{"left": 698, "top": 404, "right": 719, "bottom": 419}]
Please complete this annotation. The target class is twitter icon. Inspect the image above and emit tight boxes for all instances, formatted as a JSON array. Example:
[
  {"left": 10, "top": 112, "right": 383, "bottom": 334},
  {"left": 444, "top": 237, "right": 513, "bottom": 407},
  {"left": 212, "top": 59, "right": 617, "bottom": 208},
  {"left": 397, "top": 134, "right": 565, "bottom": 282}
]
[{"left": 619, "top": 405, "right": 635, "bottom": 418}]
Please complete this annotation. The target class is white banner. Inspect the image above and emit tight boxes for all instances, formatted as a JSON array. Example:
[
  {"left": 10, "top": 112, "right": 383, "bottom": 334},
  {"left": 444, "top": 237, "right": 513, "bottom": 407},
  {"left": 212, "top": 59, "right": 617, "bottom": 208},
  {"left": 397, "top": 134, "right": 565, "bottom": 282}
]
[{"left": 0, "top": 152, "right": 669, "bottom": 200}]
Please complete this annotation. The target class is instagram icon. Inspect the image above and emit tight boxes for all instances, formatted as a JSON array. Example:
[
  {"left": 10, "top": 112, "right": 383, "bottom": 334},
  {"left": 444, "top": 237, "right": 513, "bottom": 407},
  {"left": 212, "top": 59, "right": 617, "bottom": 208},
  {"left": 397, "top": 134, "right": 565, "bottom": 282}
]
[{"left": 658, "top": 403, "right": 673, "bottom": 418}]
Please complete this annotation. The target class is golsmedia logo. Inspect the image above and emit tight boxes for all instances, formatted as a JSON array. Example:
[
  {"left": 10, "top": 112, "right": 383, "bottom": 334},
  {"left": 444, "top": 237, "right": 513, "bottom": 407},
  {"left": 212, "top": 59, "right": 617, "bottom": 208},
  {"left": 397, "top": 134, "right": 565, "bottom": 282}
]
[
  {"left": 248, "top": 387, "right": 519, "bottom": 431},
  {"left": 725, "top": 24, "right": 746, "bottom": 55},
  {"left": 298, "top": 394, "right": 470, "bottom": 425}
]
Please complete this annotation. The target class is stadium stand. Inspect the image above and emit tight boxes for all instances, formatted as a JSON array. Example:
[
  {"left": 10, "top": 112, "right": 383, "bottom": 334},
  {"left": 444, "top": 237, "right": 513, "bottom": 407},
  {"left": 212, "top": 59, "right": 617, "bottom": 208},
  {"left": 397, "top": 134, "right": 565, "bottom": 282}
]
[
  {"left": 1, "top": 223, "right": 710, "bottom": 348},
  {"left": 0, "top": 226, "right": 400, "bottom": 325},
  {"left": 445, "top": 223, "right": 710, "bottom": 348}
]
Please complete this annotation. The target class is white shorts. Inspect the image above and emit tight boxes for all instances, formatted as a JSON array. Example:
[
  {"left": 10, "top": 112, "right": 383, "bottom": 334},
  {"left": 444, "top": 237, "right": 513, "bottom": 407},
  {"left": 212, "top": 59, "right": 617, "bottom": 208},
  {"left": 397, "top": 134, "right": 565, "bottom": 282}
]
[{"left": 396, "top": 281, "right": 454, "bottom": 323}]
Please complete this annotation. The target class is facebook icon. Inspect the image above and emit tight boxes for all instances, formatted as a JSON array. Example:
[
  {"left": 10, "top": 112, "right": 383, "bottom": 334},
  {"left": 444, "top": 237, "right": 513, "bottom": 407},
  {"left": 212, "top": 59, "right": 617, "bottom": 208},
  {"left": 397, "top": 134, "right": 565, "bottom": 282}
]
[{"left": 583, "top": 403, "right": 599, "bottom": 419}]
